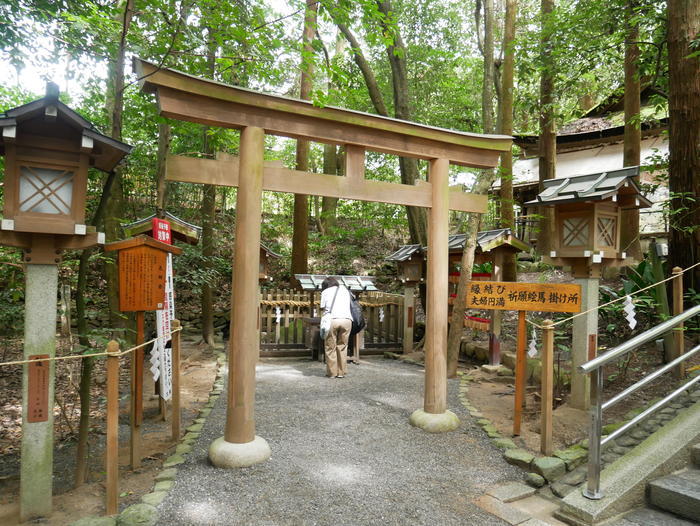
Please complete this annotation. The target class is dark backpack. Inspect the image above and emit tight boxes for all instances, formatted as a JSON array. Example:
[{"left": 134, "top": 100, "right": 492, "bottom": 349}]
[{"left": 349, "top": 291, "right": 366, "bottom": 335}]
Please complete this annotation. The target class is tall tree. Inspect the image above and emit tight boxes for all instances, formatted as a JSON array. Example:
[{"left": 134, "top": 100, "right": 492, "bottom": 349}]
[
  {"left": 291, "top": 0, "right": 318, "bottom": 282},
  {"left": 621, "top": 0, "right": 643, "bottom": 261},
  {"left": 103, "top": 0, "right": 134, "bottom": 327},
  {"left": 446, "top": 0, "right": 500, "bottom": 377},
  {"left": 667, "top": 0, "right": 700, "bottom": 290},
  {"left": 499, "top": 0, "right": 518, "bottom": 281},
  {"left": 538, "top": 0, "right": 556, "bottom": 254},
  {"left": 200, "top": 21, "right": 218, "bottom": 347}
]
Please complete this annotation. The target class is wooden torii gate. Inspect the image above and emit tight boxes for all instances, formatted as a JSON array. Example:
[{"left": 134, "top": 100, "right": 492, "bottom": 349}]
[{"left": 135, "top": 59, "right": 512, "bottom": 468}]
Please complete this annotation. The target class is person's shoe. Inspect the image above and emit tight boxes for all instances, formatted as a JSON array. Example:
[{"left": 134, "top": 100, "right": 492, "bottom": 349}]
[{"left": 336, "top": 375, "right": 345, "bottom": 378}]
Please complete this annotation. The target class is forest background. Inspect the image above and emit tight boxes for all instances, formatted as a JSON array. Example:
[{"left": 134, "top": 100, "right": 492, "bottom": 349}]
[{"left": 0, "top": 0, "right": 698, "bottom": 354}]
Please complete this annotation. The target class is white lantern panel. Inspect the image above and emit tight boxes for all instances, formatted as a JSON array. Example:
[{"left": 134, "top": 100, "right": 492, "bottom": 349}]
[
  {"left": 562, "top": 217, "right": 589, "bottom": 247},
  {"left": 18, "top": 166, "right": 74, "bottom": 215}
]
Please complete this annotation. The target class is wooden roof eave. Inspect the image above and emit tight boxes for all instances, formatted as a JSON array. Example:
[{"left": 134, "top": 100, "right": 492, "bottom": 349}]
[{"left": 134, "top": 59, "right": 512, "bottom": 169}]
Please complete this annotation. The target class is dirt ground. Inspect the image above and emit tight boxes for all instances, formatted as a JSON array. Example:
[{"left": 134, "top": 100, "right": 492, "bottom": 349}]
[{"left": 0, "top": 333, "right": 219, "bottom": 525}]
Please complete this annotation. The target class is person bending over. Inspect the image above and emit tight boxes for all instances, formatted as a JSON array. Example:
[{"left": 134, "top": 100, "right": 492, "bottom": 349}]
[{"left": 320, "top": 276, "right": 352, "bottom": 378}]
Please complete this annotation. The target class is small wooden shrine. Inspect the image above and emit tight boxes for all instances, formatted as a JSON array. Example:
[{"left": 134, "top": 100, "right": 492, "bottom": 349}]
[{"left": 122, "top": 211, "right": 202, "bottom": 245}]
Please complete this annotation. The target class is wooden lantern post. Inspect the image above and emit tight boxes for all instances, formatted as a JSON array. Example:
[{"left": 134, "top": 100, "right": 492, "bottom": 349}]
[
  {"left": 526, "top": 167, "right": 651, "bottom": 410},
  {"left": 104, "top": 235, "right": 182, "bottom": 468},
  {"left": 0, "top": 83, "right": 131, "bottom": 521}
]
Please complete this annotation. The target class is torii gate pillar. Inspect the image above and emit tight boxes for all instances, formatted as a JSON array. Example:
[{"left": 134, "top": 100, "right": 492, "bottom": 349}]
[
  {"left": 209, "top": 126, "right": 272, "bottom": 467},
  {"left": 409, "top": 158, "right": 460, "bottom": 432}
]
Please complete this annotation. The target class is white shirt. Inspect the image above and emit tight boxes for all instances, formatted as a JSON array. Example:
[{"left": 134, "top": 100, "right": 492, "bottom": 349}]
[{"left": 320, "top": 285, "right": 352, "bottom": 320}]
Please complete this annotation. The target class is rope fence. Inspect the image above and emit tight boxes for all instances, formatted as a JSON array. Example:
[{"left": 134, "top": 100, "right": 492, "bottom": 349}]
[
  {"left": 525, "top": 261, "right": 700, "bottom": 330},
  {"left": 0, "top": 326, "right": 183, "bottom": 368}
]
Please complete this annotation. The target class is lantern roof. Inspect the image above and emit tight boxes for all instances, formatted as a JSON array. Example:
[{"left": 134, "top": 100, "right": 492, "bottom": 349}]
[
  {"left": 0, "top": 82, "right": 132, "bottom": 172},
  {"left": 121, "top": 211, "right": 202, "bottom": 245},
  {"left": 386, "top": 228, "right": 530, "bottom": 261},
  {"left": 260, "top": 242, "right": 282, "bottom": 259},
  {"left": 385, "top": 244, "right": 422, "bottom": 261},
  {"left": 524, "top": 166, "right": 652, "bottom": 208},
  {"left": 294, "top": 274, "right": 378, "bottom": 292}
]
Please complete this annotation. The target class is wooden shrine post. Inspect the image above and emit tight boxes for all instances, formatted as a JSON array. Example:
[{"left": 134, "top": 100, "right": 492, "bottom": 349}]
[
  {"left": 134, "top": 58, "right": 511, "bottom": 460},
  {"left": 105, "top": 236, "right": 181, "bottom": 468}
]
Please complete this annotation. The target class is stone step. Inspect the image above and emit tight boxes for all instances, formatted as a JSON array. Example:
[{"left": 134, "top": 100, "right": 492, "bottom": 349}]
[
  {"left": 648, "top": 468, "right": 700, "bottom": 522},
  {"left": 608, "top": 507, "right": 698, "bottom": 525}
]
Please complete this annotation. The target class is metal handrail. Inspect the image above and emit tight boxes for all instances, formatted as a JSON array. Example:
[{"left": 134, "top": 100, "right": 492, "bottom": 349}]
[
  {"left": 581, "top": 305, "right": 700, "bottom": 500},
  {"left": 579, "top": 304, "right": 700, "bottom": 375}
]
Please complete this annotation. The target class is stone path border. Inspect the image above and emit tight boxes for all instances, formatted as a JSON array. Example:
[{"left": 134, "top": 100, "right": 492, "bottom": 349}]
[{"left": 70, "top": 348, "right": 228, "bottom": 526}]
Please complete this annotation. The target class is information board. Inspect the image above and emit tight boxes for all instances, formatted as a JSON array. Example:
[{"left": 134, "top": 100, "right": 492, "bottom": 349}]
[
  {"left": 118, "top": 246, "right": 167, "bottom": 312},
  {"left": 465, "top": 281, "right": 582, "bottom": 313},
  {"left": 28, "top": 355, "right": 49, "bottom": 423}
]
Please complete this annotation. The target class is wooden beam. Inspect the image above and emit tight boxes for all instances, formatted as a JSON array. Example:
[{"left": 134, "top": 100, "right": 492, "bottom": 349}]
[
  {"left": 135, "top": 59, "right": 511, "bottom": 169},
  {"left": 165, "top": 154, "right": 488, "bottom": 214}
]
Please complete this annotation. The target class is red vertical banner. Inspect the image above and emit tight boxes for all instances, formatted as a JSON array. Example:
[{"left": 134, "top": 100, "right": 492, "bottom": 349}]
[{"left": 152, "top": 218, "right": 172, "bottom": 245}]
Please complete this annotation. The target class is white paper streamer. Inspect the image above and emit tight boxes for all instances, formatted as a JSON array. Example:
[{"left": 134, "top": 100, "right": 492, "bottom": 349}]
[
  {"left": 379, "top": 307, "right": 385, "bottom": 322},
  {"left": 275, "top": 307, "right": 282, "bottom": 324},
  {"left": 528, "top": 328, "right": 538, "bottom": 358},
  {"left": 623, "top": 295, "right": 637, "bottom": 330}
]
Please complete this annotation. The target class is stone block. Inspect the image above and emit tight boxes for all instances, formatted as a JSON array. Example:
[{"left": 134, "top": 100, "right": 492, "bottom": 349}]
[
  {"left": 648, "top": 469, "right": 700, "bottom": 522},
  {"left": 71, "top": 517, "right": 117, "bottom": 526},
  {"left": 494, "top": 438, "right": 518, "bottom": 450},
  {"left": 525, "top": 473, "right": 546, "bottom": 488},
  {"left": 140, "top": 491, "right": 167, "bottom": 507},
  {"left": 504, "top": 448, "right": 535, "bottom": 470},
  {"left": 163, "top": 454, "right": 185, "bottom": 468},
  {"left": 154, "top": 468, "right": 177, "bottom": 482},
  {"left": 532, "top": 456, "right": 566, "bottom": 482},
  {"left": 554, "top": 445, "right": 588, "bottom": 471},
  {"left": 486, "top": 482, "right": 536, "bottom": 503},
  {"left": 475, "top": 495, "right": 530, "bottom": 525},
  {"left": 117, "top": 503, "right": 158, "bottom": 526},
  {"left": 154, "top": 480, "right": 173, "bottom": 492}
]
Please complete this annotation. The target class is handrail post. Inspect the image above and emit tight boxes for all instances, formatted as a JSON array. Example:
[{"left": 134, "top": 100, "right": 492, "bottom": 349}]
[
  {"left": 171, "top": 320, "right": 181, "bottom": 442},
  {"left": 584, "top": 367, "right": 604, "bottom": 500},
  {"left": 105, "top": 340, "right": 120, "bottom": 515},
  {"left": 672, "top": 267, "right": 684, "bottom": 378}
]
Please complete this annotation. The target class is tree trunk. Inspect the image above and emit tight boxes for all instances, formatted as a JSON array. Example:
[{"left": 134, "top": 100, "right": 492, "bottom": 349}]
[
  {"left": 446, "top": 0, "right": 500, "bottom": 377},
  {"left": 321, "top": 143, "right": 339, "bottom": 233},
  {"left": 155, "top": 121, "right": 171, "bottom": 216},
  {"left": 667, "top": 0, "right": 700, "bottom": 291},
  {"left": 376, "top": 0, "right": 428, "bottom": 246},
  {"left": 538, "top": 0, "right": 556, "bottom": 255},
  {"left": 499, "top": 0, "right": 518, "bottom": 282},
  {"left": 75, "top": 169, "right": 118, "bottom": 488},
  {"left": 621, "top": 0, "right": 643, "bottom": 261},
  {"left": 291, "top": 0, "right": 318, "bottom": 282}
]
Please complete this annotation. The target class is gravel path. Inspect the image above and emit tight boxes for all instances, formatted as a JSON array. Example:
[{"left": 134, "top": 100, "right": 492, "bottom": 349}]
[{"left": 157, "top": 357, "right": 521, "bottom": 526}]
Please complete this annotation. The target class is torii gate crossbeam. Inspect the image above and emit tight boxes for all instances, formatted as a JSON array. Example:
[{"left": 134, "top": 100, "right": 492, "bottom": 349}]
[{"left": 135, "top": 58, "right": 512, "bottom": 468}]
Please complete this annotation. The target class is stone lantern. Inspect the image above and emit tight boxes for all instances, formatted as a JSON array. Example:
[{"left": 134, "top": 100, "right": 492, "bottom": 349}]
[
  {"left": 526, "top": 166, "right": 651, "bottom": 410},
  {"left": 0, "top": 82, "right": 131, "bottom": 522}
]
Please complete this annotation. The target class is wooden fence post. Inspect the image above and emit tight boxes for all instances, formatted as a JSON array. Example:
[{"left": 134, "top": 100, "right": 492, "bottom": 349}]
[
  {"left": 171, "top": 319, "right": 181, "bottom": 442},
  {"left": 541, "top": 319, "right": 554, "bottom": 455},
  {"left": 672, "top": 267, "right": 684, "bottom": 378},
  {"left": 105, "top": 340, "right": 120, "bottom": 516},
  {"left": 513, "top": 311, "right": 526, "bottom": 436}
]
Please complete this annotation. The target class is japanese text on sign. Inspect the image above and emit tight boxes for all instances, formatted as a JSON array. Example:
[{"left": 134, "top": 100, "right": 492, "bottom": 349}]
[
  {"left": 152, "top": 218, "right": 172, "bottom": 245},
  {"left": 465, "top": 281, "right": 582, "bottom": 313}
]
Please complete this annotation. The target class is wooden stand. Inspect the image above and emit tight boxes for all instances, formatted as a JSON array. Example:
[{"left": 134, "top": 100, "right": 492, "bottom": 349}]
[
  {"left": 672, "top": 267, "right": 684, "bottom": 378},
  {"left": 171, "top": 320, "right": 181, "bottom": 442},
  {"left": 130, "top": 311, "right": 144, "bottom": 469},
  {"left": 541, "top": 319, "right": 555, "bottom": 455},
  {"left": 513, "top": 311, "right": 527, "bottom": 435}
]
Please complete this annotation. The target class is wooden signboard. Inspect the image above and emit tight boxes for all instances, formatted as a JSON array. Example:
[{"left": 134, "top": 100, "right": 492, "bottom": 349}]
[
  {"left": 28, "top": 355, "right": 49, "bottom": 423},
  {"left": 465, "top": 281, "right": 582, "bottom": 313},
  {"left": 118, "top": 247, "right": 167, "bottom": 312}
]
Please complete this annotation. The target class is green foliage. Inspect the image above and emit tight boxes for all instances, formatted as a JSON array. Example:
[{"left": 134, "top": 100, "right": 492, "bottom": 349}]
[
  {"left": 0, "top": 250, "right": 24, "bottom": 334},
  {"left": 173, "top": 244, "right": 231, "bottom": 297}
]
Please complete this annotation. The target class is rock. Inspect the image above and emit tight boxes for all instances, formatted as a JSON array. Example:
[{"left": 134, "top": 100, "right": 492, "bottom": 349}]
[
  {"left": 469, "top": 411, "right": 484, "bottom": 419},
  {"left": 553, "top": 445, "right": 588, "bottom": 471},
  {"left": 154, "top": 468, "right": 177, "bottom": 482},
  {"left": 602, "top": 421, "right": 626, "bottom": 435},
  {"left": 493, "top": 438, "right": 518, "bottom": 450},
  {"left": 186, "top": 423, "right": 203, "bottom": 432},
  {"left": 501, "top": 352, "right": 516, "bottom": 371},
  {"left": 71, "top": 517, "right": 117, "bottom": 526},
  {"left": 154, "top": 480, "right": 173, "bottom": 492},
  {"left": 482, "top": 424, "right": 501, "bottom": 438},
  {"left": 481, "top": 365, "right": 501, "bottom": 374},
  {"left": 614, "top": 435, "right": 640, "bottom": 448},
  {"left": 551, "top": 481, "right": 576, "bottom": 498},
  {"left": 477, "top": 418, "right": 492, "bottom": 427},
  {"left": 559, "top": 466, "right": 587, "bottom": 486},
  {"left": 117, "top": 503, "right": 158, "bottom": 526},
  {"left": 163, "top": 454, "right": 185, "bottom": 468},
  {"left": 497, "top": 366, "right": 514, "bottom": 376},
  {"left": 141, "top": 491, "right": 167, "bottom": 507},
  {"left": 504, "top": 448, "right": 535, "bottom": 470},
  {"left": 525, "top": 473, "right": 546, "bottom": 488},
  {"left": 532, "top": 456, "right": 566, "bottom": 482},
  {"left": 474, "top": 346, "right": 490, "bottom": 362},
  {"left": 175, "top": 443, "right": 192, "bottom": 455}
]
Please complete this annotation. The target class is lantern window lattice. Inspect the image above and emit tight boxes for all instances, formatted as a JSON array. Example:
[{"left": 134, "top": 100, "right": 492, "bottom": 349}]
[{"left": 18, "top": 166, "right": 74, "bottom": 215}]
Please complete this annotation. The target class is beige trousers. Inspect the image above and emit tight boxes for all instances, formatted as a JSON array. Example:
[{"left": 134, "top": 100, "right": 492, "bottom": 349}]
[{"left": 325, "top": 318, "right": 352, "bottom": 377}]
